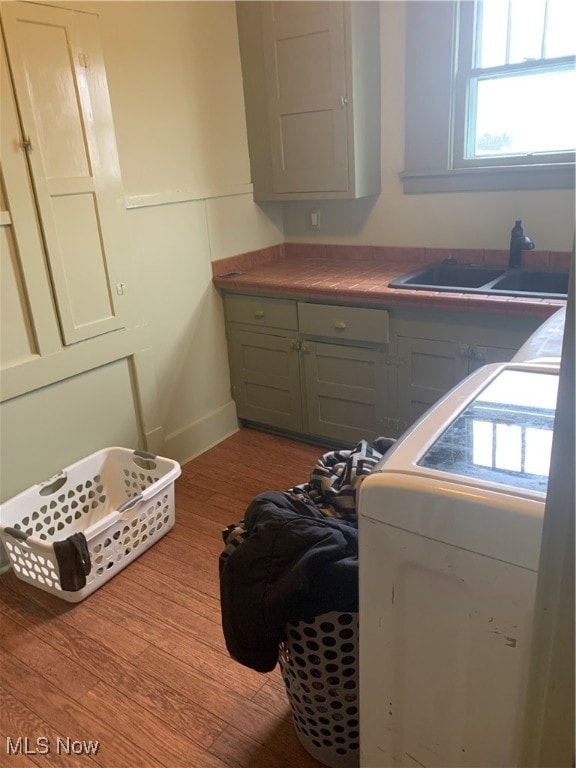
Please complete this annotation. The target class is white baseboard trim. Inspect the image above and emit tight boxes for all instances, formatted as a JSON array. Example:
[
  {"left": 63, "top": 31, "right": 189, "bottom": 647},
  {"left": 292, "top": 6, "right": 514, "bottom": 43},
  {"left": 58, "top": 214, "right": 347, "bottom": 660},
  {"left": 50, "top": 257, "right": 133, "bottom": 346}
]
[{"left": 164, "top": 401, "right": 239, "bottom": 466}]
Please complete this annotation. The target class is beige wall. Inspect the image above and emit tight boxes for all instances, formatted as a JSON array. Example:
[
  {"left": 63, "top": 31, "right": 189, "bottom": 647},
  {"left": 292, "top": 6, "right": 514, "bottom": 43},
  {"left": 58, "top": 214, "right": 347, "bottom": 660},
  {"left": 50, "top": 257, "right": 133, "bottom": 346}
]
[
  {"left": 97, "top": 1, "right": 284, "bottom": 463},
  {"left": 282, "top": 2, "right": 575, "bottom": 252}
]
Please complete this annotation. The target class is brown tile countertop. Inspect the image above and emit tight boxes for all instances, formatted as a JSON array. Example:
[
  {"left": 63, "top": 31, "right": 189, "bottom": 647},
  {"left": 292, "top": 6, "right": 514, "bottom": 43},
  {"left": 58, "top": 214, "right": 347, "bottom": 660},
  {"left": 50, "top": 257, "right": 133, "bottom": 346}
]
[{"left": 212, "top": 243, "right": 569, "bottom": 319}]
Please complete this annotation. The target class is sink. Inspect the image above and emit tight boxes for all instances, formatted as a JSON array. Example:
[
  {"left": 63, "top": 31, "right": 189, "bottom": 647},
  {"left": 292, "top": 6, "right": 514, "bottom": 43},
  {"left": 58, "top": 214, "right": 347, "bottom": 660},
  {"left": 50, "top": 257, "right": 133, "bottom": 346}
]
[
  {"left": 390, "top": 264, "right": 506, "bottom": 290},
  {"left": 489, "top": 269, "right": 569, "bottom": 295},
  {"left": 389, "top": 262, "right": 569, "bottom": 299}
]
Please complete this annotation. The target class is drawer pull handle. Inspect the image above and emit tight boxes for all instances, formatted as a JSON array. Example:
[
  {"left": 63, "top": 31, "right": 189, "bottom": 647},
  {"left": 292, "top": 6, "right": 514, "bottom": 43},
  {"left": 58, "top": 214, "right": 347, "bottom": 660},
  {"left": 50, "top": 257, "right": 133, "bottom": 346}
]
[
  {"left": 333, "top": 321, "right": 348, "bottom": 330},
  {"left": 254, "top": 309, "right": 265, "bottom": 319}
]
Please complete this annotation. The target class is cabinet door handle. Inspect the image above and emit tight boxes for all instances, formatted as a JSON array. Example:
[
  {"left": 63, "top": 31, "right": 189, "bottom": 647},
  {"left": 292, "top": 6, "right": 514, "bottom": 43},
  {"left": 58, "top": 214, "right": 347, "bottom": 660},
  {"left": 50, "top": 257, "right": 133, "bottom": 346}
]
[
  {"left": 470, "top": 346, "right": 486, "bottom": 363},
  {"left": 333, "top": 321, "right": 348, "bottom": 331},
  {"left": 301, "top": 342, "right": 310, "bottom": 354},
  {"left": 340, "top": 95, "right": 349, "bottom": 108},
  {"left": 254, "top": 309, "right": 265, "bottom": 319}
]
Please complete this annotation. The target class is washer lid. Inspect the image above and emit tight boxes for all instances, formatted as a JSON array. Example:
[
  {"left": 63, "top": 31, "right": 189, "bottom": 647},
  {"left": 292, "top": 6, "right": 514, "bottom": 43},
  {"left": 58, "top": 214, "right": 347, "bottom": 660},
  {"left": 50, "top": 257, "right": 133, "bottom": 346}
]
[
  {"left": 374, "top": 363, "right": 559, "bottom": 500},
  {"left": 417, "top": 367, "right": 558, "bottom": 494}
]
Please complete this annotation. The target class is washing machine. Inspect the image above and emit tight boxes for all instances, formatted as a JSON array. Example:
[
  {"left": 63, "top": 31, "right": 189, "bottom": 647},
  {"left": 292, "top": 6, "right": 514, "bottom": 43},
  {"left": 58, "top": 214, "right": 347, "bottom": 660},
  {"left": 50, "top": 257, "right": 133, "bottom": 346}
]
[{"left": 358, "top": 361, "right": 559, "bottom": 767}]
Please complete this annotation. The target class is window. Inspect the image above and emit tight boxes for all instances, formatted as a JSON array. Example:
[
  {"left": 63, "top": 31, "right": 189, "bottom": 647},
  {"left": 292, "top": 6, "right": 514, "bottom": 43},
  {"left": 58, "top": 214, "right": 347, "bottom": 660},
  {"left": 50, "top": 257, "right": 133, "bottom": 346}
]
[{"left": 402, "top": 0, "right": 576, "bottom": 193}]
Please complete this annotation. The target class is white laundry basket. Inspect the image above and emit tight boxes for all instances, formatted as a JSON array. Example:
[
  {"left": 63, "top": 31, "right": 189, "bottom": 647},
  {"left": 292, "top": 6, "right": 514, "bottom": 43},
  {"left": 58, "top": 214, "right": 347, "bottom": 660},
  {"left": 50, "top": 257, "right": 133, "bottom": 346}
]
[
  {"left": 0, "top": 447, "right": 181, "bottom": 602},
  {"left": 279, "top": 611, "right": 359, "bottom": 768}
]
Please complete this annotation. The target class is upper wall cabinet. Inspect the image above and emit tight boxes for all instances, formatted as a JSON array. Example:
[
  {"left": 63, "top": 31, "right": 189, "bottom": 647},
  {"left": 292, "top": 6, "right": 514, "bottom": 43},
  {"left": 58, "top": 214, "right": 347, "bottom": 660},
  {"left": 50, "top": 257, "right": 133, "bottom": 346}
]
[
  {"left": 1, "top": 2, "right": 131, "bottom": 345},
  {"left": 236, "top": 1, "right": 381, "bottom": 201}
]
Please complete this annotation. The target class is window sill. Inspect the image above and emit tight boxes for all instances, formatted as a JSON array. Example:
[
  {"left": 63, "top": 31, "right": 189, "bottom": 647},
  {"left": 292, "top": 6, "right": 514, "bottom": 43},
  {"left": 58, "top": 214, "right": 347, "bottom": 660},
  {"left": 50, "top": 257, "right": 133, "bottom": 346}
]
[{"left": 400, "top": 164, "right": 575, "bottom": 194}]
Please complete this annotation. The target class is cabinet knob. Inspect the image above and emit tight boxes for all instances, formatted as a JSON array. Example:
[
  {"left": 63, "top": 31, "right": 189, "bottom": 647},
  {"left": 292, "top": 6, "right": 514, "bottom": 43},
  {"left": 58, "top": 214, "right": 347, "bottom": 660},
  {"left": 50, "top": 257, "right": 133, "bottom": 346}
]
[
  {"left": 254, "top": 309, "right": 265, "bottom": 319},
  {"left": 333, "top": 320, "right": 348, "bottom": 331}
]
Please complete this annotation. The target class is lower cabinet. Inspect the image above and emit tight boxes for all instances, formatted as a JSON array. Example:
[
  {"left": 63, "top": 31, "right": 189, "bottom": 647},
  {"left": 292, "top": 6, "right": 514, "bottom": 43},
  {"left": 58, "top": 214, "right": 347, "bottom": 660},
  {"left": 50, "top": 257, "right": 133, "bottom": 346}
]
[
  {"left": 227, "top": 327, "right": 303, "bottom": 431},
  {"left": 395, "top": 336, "right": 469, "bottom": 430},
  {"left": 224, "top": 294, "right": 395, "bottom": 444},
  {"left": 302, "top": 340, "right": 392, "bottom": 444},
  {"left": 394, "top": 309, "right": 542, "bottom": 430},
  {"left": 223, "top": 293, "right": 542, "bottom": 445}
]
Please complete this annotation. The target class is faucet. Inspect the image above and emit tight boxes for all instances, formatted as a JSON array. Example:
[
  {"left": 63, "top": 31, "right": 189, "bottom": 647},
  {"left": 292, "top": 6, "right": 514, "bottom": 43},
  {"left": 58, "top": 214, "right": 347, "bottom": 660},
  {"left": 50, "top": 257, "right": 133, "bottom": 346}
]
[{"left": 509, "top": 220, "right": 535, "bottom": 268}]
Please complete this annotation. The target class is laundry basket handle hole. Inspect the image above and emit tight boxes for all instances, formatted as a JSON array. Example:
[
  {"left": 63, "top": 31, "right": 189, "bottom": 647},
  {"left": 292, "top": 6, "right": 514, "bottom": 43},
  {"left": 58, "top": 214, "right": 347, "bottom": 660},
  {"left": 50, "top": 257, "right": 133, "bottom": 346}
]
[
  {"left": 133, "top": 452, "right": 157, "bottom": 471},
  {"left": 39, "top": 473, "right": 67, "bottom": 496}
]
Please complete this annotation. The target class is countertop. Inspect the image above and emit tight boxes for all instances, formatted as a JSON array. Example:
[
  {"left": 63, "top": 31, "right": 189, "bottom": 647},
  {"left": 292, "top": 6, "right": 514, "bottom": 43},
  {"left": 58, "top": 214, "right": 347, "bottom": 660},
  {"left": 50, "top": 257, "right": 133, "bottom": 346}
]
[
  {"left": 513, "top": 306, "right": 565, "bottom": 362},
  {"left": 213, "top": 252, "right": 567, "bottom": 319}
]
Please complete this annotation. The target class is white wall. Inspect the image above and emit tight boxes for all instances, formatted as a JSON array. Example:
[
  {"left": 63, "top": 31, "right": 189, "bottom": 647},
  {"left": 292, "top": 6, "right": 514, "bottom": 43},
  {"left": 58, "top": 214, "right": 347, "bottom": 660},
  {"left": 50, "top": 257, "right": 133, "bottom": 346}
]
[
  {"left": 94, "top": 1, "right": 284, "bottom": 463},
  {"left": 0, "top": 360, "right": 142, "bottom": 502},
  {"left": 282, "top": 1, "right": 575, "bottom": 253},
  {"left": 99, "top": 1, "right": 249, "bottom": 199}
]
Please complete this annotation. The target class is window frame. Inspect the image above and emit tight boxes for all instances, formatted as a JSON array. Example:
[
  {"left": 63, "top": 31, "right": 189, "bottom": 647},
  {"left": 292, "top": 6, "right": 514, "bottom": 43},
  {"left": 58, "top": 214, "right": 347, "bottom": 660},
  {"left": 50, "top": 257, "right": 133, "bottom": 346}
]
[{"left": 401, "top": 0, "right": 576, "bottom": 194}]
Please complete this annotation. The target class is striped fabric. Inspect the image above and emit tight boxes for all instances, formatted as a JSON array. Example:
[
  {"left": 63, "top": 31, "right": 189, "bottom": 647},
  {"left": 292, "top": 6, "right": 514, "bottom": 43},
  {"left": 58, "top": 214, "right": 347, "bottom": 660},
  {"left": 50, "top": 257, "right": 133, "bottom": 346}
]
[{"left": 290, "top": 437, "right": 396, "bottom": 523}]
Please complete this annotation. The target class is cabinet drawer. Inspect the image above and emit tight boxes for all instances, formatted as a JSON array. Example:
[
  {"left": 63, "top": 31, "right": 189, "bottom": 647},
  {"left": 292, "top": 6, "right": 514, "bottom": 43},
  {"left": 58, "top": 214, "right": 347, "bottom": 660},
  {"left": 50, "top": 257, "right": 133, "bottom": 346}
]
[
  {"left": 224, "top": 294, "right": 298, "bottom": 330},
  {"left": 298, "top": 303, "right": 389, "bottom": 344}
]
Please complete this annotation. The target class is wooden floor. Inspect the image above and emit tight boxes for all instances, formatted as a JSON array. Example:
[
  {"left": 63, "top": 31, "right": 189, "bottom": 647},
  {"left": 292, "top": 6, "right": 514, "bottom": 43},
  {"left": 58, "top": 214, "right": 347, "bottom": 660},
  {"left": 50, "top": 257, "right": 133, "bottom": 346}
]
[{"left": 0, "top": 429, "right": 328, "bottom": 768}]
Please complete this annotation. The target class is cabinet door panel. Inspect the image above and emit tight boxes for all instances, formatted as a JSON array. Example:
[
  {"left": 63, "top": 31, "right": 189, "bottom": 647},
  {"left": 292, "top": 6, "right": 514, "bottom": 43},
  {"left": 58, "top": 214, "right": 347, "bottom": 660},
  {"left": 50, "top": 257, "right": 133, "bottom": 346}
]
[
  {"left": 2, "top": 3, "right": 129, "bottom": 345},
  {"left": 0, "top": 223, "right": 36, "bottom": 365},
  {"left": 468, "top": 345, "right": 516, "bottom": 373},
  {"left": 228, "top": 329, "right": 303, "bottom": 431},
  {"left": 262, "top": 1, "right": 349, "bottom": 193},
  {"left": 0, "top": 33, "right": 62, "bottom": 357},
  {"left": 51, "top": 194, "right": 116, "bottom": 330},
  {"left": 303, "top": 341, "right": 390, "bottom": 443},
  {"left": 21, "top": 21, "right": 90, "bottom": 180},
  {"left": 397, "top": 337, "right": 468, "bottom": 426}
]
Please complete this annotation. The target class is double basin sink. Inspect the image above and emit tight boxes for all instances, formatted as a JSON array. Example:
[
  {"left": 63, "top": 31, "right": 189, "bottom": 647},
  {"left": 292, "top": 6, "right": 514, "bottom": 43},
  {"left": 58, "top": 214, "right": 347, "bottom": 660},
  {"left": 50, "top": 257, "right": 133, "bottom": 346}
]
[{"left": 389, "top": 261, "right": 569, "bottom": 300}]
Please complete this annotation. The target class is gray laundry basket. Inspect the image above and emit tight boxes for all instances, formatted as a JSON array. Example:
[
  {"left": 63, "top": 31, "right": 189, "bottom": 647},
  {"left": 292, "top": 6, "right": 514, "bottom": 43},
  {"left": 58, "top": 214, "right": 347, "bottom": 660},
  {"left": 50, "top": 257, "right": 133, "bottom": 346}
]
[{"left": 279, "top": 611, "right": 359, "bottom": 768}]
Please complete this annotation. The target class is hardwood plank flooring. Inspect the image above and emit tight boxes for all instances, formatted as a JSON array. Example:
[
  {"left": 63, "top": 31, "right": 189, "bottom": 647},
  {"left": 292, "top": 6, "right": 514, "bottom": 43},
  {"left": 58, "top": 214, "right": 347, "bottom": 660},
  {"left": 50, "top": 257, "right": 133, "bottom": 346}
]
[{"left": 0, "top": 428, "right": 327, "bottom": 767}]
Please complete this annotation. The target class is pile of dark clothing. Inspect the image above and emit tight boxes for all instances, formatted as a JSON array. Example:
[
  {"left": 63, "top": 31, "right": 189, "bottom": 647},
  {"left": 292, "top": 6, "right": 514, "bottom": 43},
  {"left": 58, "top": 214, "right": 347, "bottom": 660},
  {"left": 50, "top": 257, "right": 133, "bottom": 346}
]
[{"left": 219, "top": 437, "right": 395, "bottom": 672}]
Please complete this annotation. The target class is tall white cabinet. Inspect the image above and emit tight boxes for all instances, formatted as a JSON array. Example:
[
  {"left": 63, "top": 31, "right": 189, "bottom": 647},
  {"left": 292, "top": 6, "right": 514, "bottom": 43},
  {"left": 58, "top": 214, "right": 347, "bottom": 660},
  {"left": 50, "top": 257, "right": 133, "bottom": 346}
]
[
  {"left": 0, "top": 2, "right": 150, "bottom": 512},
  {"left": 1, "top": 2, "right": 132, "bottom": 346}
]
